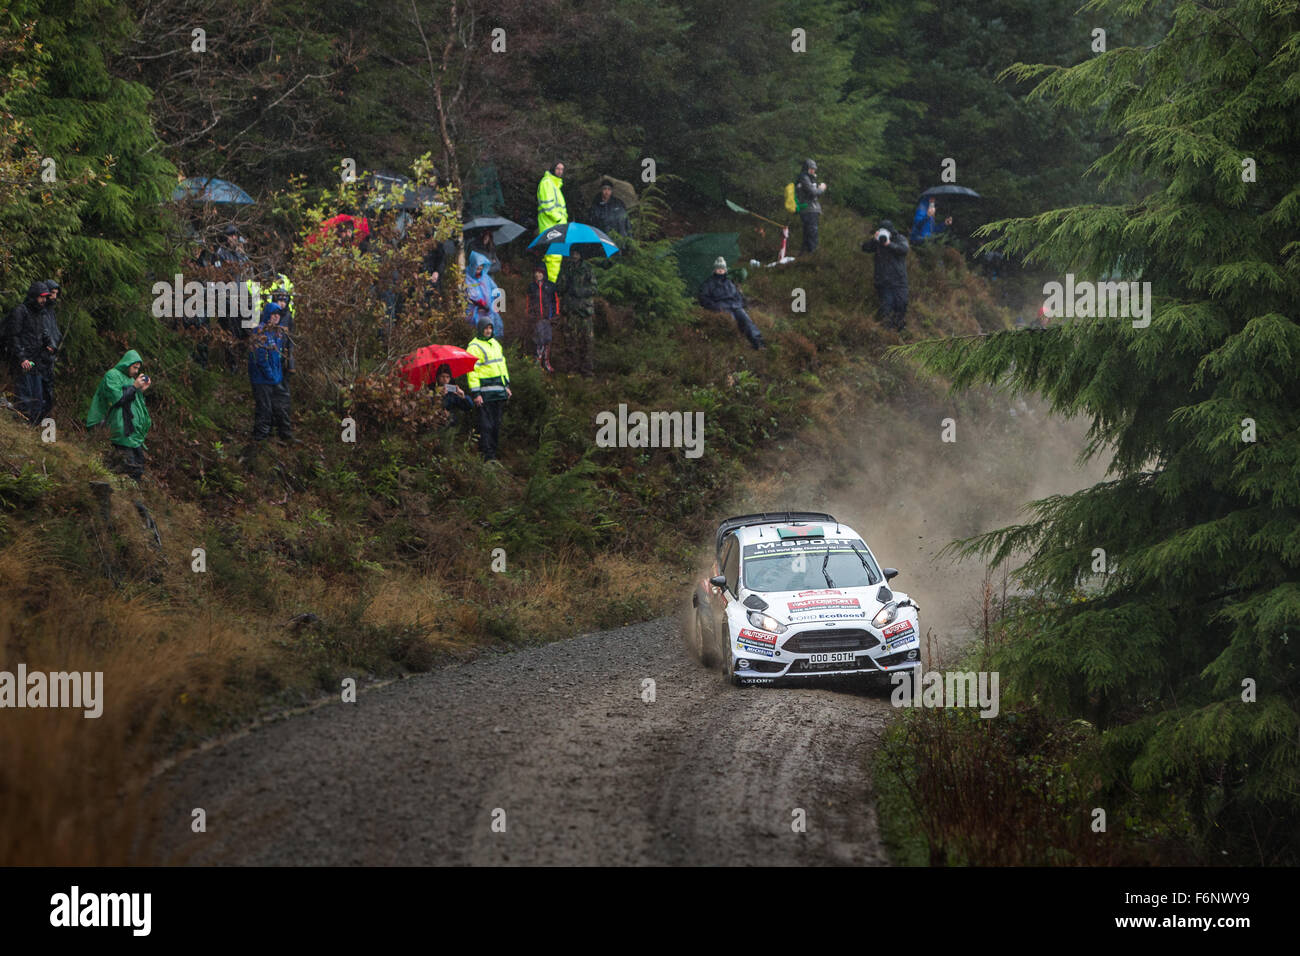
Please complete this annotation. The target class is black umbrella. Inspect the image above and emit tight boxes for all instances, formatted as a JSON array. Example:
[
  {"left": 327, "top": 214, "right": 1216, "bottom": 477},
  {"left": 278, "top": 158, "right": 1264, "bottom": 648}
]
[
  {"left": 365, "top": 170, "right": 440, "bottom": 212},
  {"left": 918, "top": 185, "right": 982, "bottom": 200}
]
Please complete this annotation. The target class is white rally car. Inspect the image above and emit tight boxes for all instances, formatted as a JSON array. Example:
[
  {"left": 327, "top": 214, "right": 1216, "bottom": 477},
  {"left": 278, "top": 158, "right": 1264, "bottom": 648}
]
[{"left": 688, "top": 512, "right": 922, "bottom": 689}]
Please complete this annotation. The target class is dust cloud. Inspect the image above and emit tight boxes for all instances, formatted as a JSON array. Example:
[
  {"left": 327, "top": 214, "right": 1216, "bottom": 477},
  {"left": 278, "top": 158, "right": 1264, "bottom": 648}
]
[{"left": 736, "top": 379, "right": 1111, "bottom": 663}]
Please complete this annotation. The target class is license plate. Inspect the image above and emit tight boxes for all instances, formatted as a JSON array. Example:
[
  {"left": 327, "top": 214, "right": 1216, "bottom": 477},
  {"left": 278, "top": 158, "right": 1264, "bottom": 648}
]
[{"left": 808, "top": 652, "right": 855, "bottom": 664}]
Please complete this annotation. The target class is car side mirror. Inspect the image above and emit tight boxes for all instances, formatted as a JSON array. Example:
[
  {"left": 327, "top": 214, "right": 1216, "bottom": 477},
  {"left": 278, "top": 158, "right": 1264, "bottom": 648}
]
[
  {"left": 883, "top": 568, "right": 899, "bottom": 581},
  {"left": 709, "top": 575, "right": 727, "bottom": 590}
]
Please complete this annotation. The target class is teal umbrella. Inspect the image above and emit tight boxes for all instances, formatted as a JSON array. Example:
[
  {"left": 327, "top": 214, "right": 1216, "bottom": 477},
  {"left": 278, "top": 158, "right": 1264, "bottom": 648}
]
[{"left": 527, "top": 222, "right": 621, "bottom": 258}]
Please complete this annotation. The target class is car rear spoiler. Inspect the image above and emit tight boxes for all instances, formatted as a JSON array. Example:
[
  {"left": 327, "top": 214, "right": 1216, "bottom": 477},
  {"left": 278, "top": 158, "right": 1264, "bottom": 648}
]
[{"left": 715, "top": 512, "right": 839, "bottom": 556}]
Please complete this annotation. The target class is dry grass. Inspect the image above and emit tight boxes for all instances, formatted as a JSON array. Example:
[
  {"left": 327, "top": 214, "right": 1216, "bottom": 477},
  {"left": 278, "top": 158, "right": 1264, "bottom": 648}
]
[{"left": 0, "top": 531, "right": 251, "bottom": 864}]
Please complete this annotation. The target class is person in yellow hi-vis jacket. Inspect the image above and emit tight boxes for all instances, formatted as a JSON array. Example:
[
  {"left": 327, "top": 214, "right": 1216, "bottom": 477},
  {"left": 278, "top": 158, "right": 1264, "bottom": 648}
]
[
  {"left": 465, "top": 317, "right": 512, "bottom": 462},
  {"left": 536, "top": 161, "right": 568, "bottom": 283}
]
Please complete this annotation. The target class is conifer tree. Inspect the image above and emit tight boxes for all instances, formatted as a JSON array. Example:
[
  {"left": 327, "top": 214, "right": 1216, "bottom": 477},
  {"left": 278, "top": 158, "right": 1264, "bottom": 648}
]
[
  {"left": 903, "top": 0, "right": 1300, "bottom": 861},
  {"left": 0, "top": 16, "right": 46, "bottom": 286},
  {"left": 3, "top": 0, "right": 178, "bottom": 367}
]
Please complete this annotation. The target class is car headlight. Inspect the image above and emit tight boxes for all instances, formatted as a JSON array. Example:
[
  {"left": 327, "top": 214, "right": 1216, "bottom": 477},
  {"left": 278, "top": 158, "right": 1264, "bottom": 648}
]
[
  {"left": 747, "top": 610, "right": 787, "bottom": 634},
  {"left": 872, "top": 602, "right": 899, "bottom": 628}
]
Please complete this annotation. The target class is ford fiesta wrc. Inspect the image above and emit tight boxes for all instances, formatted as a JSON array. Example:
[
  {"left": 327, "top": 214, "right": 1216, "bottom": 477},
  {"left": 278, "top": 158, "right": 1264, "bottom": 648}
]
[{"left": 688, "top": 513, "right": 922, "bottom": 689}]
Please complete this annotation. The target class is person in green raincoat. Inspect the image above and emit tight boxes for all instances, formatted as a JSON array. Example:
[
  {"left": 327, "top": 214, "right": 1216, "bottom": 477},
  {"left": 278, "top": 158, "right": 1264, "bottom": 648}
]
[{"left": 86, "top": 349, "right": 153, "bottom": 480}]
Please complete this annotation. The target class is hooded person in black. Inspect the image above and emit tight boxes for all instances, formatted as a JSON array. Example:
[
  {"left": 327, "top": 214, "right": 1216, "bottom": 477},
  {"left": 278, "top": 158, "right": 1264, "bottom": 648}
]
[
  {"left": 41, "top": 279, "right": 62, "bottom": 349},
  {"left": 862, "top": 220, "right": 910, "bottom": 331},
  {"left": 585, "top": 180, "right": 630, "bottom": 241},
  {"left": 5, "top": 281, "right": 48, "bottom": 366},
  {"left": 4, "top": 281, "right": 57, "bottom": 423}
]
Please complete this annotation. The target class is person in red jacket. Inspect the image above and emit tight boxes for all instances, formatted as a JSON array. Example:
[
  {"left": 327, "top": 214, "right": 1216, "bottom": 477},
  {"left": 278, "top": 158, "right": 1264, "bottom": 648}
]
[{"left": 525, "top": 263, "right": 559, "bottom": 372}]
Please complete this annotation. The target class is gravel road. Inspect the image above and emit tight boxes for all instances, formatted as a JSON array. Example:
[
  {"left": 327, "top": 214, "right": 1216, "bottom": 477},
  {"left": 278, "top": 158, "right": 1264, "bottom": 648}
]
[
  {"left": 155, "top": 618, "right": 894, "bottom": 865},
  {"left": 153, "top": 395, "right": 1102, "bottom": 866}
]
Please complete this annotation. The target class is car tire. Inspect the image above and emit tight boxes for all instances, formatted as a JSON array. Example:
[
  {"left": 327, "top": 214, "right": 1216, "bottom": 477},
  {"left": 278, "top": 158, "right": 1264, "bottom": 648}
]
[
  {"left": 722, "top": 639, "right": 742, "bottom": 687},
  {"left": 695, "top": 607, "right": 719, "bottom": 668}
]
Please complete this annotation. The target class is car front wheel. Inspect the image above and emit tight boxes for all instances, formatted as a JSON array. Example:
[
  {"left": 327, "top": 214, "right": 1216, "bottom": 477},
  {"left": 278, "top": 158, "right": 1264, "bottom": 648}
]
[
  {"left": 696, "top": 606, "right": 719, "bottom": 668},
  {"left": 721, "top": 637, "right": 742, "bottom": 687}
]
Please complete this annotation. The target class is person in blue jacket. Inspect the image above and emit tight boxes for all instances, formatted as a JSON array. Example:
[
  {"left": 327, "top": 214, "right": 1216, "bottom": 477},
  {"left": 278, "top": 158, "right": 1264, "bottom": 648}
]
[
  {"left": 464, "top": 250, "right": 504, "bottom": 339},
  {"left": 910, "top": 196, "right": 952, "bottom": 244},
  {"left": 248, "top": 303, "right": 294, "bottom": 442}
]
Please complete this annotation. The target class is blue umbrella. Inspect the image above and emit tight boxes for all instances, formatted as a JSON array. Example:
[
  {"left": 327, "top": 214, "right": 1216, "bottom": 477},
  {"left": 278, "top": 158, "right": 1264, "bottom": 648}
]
[
  {"left": 527, "top": 222, "right": 620, "bottom": 258},
  {"left": 173, "top": 177, "right": 255, "bottom": 205}
]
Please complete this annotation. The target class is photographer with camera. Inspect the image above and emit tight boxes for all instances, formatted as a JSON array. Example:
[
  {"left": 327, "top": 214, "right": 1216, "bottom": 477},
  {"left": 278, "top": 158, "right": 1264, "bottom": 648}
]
[
  {"left": 85, "top": 350, "right": 153, "bottom": 480},
  {"left": 862, "top": 220, "right": 911, "bottom": 332},
  {"left": 910, "top": 196, "right": 953, "bottom": 244},
  {"left": 248, "top": 303, "right": 295, "bottom": 444},
  {"left": 432, "top": 363, "right": 473, "bottom": 428}
]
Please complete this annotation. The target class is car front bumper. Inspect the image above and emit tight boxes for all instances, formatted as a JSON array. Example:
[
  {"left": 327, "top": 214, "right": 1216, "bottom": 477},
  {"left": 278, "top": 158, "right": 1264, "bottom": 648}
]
[{"left": 731, "top": 647, "right": 921, "bottom": 685}]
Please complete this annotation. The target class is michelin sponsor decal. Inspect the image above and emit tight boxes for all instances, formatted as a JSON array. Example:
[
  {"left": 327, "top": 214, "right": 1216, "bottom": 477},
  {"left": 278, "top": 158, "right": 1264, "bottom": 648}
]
[
  {"left": 881, "top": 618, "right": 917, "bottom": 650},
  {"left": 737, "top": 627, "right": 778, "bottom": 654}
]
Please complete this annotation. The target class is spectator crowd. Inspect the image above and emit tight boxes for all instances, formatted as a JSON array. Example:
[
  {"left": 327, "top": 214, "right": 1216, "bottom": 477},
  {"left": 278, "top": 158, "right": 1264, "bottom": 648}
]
[{"left": 4, "top": 156, "right": 964, "bottom": 478}]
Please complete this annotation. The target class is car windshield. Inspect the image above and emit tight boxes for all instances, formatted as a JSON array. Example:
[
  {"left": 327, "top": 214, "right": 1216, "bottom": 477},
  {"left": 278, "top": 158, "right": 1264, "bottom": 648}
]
[{"left": 742, "top": 546, "right": 880, "bottom": 592}]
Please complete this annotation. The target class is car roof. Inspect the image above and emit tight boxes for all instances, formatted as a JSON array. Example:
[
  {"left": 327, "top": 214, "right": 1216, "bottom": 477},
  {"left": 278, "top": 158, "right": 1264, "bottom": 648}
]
[
  {"left": 719, "top": 516, "right": 866, "bottom": 554},
  {"left": 715, "top": 512, "right": 838, "bottom": 555}
]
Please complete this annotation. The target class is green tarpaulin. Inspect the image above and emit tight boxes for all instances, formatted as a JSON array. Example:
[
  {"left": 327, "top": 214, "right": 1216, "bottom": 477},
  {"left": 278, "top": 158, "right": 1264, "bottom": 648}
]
[
  {"left": 672, "top": 232, "right": 740, "bottom": 292},
  {"left": 465, "top": 163, "right": 505, "bottom": 218}
]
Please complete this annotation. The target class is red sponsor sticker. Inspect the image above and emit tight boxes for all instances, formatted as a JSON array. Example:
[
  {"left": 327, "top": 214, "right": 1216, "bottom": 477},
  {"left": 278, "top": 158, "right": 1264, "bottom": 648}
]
[
  {"left": 737, "top": 628, "right": 777, "bottom": 645},
  {"left": 882, "top": 620, "right": 914, "bottom": 638},
  {"left": 795, "top": 589, "right": 843, "bottom": 597},
  {"left": 787, "top": 597, "right": 862, "bottom": 612}
]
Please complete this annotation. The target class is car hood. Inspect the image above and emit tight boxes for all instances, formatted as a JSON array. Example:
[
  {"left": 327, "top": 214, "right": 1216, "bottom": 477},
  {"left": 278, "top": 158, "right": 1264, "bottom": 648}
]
[{"left": 744, "top": 586, "right": 906, "bottom": 627}]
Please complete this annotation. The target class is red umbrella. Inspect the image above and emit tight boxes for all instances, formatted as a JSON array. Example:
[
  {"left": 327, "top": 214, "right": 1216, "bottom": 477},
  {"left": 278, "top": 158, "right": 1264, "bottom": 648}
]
[
  {"left": 306, "top": 213, "right": 371, "bottom": 246},
  {"left": 398, "top": 344, "right": 479, "bottom": 389}
]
